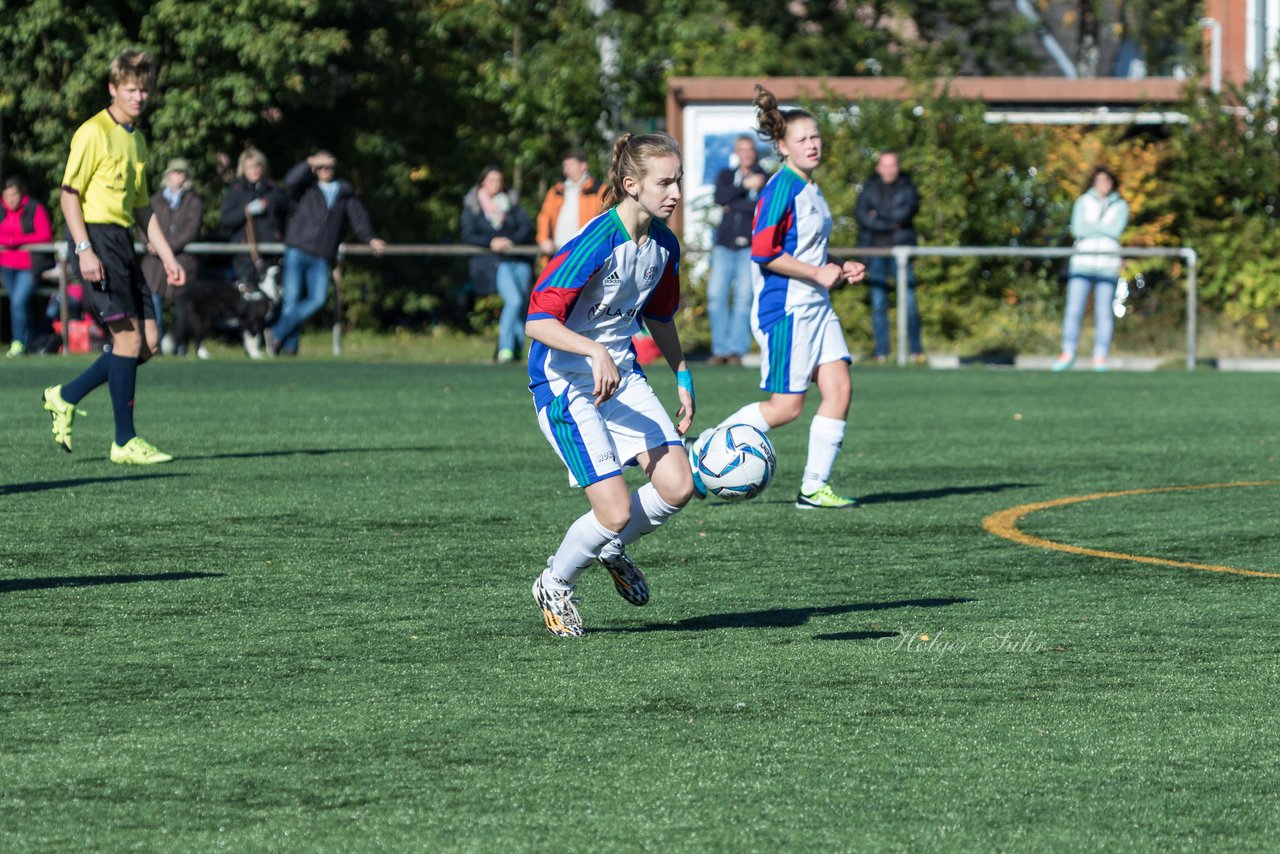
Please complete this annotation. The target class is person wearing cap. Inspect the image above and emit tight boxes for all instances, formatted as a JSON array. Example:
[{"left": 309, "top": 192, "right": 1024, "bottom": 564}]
[{"left": 141, "top": 157, "right": 203, "bottom": 345}]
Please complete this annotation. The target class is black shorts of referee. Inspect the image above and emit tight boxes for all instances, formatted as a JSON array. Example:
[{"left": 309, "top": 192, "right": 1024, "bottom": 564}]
[{"left": 67, "top": 223, "right": 155, "bottom": 326}]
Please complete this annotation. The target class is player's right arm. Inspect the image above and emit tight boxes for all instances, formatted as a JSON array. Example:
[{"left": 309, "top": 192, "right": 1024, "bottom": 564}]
[
  {"left": 525, "top": 318, "right": 619, "bottom": 405},
  {"left": 60, "top": 189, "right": 102, "bottom": 283},
  {"left": 61, "top": 122, "right": 104, "bottom": 282}
]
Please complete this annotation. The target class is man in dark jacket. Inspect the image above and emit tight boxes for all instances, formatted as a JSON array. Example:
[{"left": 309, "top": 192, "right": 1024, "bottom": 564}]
[
  {"left": 855, "top": 151, "right": 924, "bottom": 362},
  {"left": 266, "top": 151, "right": 385, "bottom": 355},
  {"left": 707, "top": 135, "right": 766, "bottom": 365}
]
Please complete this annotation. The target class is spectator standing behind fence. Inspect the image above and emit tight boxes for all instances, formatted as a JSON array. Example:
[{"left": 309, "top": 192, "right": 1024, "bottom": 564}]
[
  {"left": 265, "top": 151, "right": 385, "bottom": 356},
  {"left": 1054, "top": 167, "right": 1129, "bottom": 373},
  {"left": 1, "top": 176, "right": 53, "bottom": 357},
  {"left": 462, "top": 165, "right": 535, "bottom": 363},
  {"left": 855, "top": 151, "right": 924, "bottom": 364},
  {"left": 219, "top": 148, "right": 285, "bottom": 289},
  {"left": 536, "top": 149, "right": 604, "bottom": 266},
  {"left": 141, "top": 159, "right": 202, "bottom": 348},
  {"left": 707, "top": 135, "right": 766, "bottom": 366}
]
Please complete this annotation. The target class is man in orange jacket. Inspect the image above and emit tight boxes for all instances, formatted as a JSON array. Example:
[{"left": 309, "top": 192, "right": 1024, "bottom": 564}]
[{"left": 536, "top": 149, "right": 604, "bottom": 268}]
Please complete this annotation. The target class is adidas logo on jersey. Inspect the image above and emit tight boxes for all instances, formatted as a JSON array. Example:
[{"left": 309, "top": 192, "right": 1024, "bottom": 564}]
[{"left": 603, "top": 271, "right": 622, "bottom": 286}]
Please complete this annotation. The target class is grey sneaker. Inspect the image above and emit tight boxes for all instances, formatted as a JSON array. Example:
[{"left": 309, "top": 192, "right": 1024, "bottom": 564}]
[
  {"left": 532, "top": 574, "right": 585, "bottom": 637},
  {"left": 599, "top": 540, "right": 649, "bottom": 606}
]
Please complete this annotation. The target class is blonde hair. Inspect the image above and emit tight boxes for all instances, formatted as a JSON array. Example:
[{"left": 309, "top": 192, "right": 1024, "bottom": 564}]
[
  {"left": 602, "top": 132, "right": 682, "bottom": 209},
  {"left": 109, "top": 49, "right": 155, "bottom": 88},
  {"left": 237, "top": 147, "right": 269, "bottom": 179},
  {"left": 753, "top": 85, "right": 814, "bottom": 146}
]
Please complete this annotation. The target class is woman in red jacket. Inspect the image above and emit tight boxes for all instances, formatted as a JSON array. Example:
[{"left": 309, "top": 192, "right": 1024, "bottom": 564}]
[{"left": 0, "top": 176, "right": 53, "bottom": 357}]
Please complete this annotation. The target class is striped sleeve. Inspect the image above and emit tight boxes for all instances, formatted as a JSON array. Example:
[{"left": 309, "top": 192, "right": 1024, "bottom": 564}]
[
  {"left": 527, "top": 216, "right": 616, "bottom": 322},
  {"left": 643, "top": 227, "right": 680, "bottom": 322},
  {"left": 751, "top": 173, "right": 798, "bottom": 264}
]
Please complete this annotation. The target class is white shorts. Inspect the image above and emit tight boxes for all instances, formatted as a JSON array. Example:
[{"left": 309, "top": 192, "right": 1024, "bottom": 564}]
[
  {"left": 753, "top": 301, "right": 851, "bottom": 394},
  {"left": 536, "top": 371, "right": 682, "bottom": 488}
]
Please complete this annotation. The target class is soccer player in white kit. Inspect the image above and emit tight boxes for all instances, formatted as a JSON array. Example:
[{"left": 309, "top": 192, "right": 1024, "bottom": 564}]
[
  {"left": 691, "top": 85, "right": 865, "bottom": 509},
  {"left": 526, "top": 132, "right": 696, "bottom": 637}
]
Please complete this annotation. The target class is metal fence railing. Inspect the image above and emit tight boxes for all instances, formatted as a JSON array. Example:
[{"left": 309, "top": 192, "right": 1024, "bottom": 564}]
[
  {"left": 9, "top": 242, "right": 1197, "bottom": 368},
  {"left": 826, "top": 246, "right": 1200, "bottom": 370}
]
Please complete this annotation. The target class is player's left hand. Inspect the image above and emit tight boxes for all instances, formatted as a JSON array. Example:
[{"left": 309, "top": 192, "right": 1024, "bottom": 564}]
[
  {"left": 675, "top": 387, "right": 695, "bottom": 435},
  {"left": 369, "top": 238, "right": 387, "bottom": 256},
  {"left": 164, "top": 259, "right": 186, "bottom": 287},
  {"left": 675, "top": 369, "right": 695, "bottom": 435},
  {"left": 842, "top": 260, "right": 866, "bottom": 284}
]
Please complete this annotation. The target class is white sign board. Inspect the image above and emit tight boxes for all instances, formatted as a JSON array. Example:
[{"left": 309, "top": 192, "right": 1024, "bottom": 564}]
[{"left": 679, "top": 104, "right": 778, "bottom": 254}]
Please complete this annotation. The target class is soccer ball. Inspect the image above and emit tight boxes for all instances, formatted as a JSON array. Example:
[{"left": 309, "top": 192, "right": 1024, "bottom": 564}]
[{"left": 691, "top": 424, "right": 777, "bottom": 502}]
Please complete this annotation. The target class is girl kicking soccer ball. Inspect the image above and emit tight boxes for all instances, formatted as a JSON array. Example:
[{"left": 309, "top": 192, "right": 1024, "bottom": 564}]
[
  {"left": 692, "top": 85, "right": 865, "bottom": 510},
  {"left": 525, "top": 132, "right": 695, "bottom": 637}
]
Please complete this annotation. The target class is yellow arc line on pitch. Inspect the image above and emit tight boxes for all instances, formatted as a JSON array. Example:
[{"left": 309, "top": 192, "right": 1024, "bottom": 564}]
[{"left": 982, "top": 481, "right": 1280, "bottom": 579}]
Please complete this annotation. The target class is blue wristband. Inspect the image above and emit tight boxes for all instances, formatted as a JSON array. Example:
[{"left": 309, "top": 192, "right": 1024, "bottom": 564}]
[{"left": 676, "top": 369, "right": 695, "bottom": 399}]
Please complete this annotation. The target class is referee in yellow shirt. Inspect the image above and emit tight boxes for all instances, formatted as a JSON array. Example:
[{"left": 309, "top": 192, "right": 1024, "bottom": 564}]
[{"left": 42, "top": 49, "right": 187, "bottom": 464}]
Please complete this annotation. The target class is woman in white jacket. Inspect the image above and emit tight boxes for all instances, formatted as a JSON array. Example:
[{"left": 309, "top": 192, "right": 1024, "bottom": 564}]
[{"left": 1054, "top": 167, "right": 1128, "bottom": 372}]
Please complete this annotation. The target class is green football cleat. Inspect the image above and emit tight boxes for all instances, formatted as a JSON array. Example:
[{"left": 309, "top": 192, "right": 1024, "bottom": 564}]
[
  {"left": 795, "top": 483, "right": 859, "bottom": 510},
  {"left": 42, "top": 385, "right": 85, "bottom": 453},
  {"left": 109, "top": 436, "right": 174, "bottom": 465}
]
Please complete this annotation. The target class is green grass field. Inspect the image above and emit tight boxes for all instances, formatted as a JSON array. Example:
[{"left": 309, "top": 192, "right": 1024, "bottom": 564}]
[{"left": 2, "top": 355, "right": 1278, "bottom": 851}]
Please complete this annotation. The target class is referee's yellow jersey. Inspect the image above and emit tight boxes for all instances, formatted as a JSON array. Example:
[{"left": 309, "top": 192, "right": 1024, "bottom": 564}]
[{"left": 61, "top": 109, "right": 149, "bottom": 227}]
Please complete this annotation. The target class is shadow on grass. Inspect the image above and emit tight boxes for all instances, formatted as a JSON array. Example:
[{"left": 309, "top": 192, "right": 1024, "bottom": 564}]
[
  {"left": 750, "top": 482, "right": 1035, "bottom": 508},
  {"left": 856, "top": 482, "right": 1035, "bottom": 506},
  {"left": 594, "top": 597, "right": 972, "bottom": 633},
  {"left": 1, "top": 571, "right": 225, "bottom": 593},
  {"left": 178, "top": 446, "right": 437, "bottom": 462},
  {"left": 1, "top": 472, "right": 190, "bottom": 496}
]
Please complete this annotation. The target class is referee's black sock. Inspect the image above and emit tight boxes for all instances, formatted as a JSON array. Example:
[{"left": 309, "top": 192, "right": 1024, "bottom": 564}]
[
  {"left": 107, "top": 354, "right": 138, "bottom": 446},
  {"left": 61, "top": 351, "right": 111, "bottom": 405}
]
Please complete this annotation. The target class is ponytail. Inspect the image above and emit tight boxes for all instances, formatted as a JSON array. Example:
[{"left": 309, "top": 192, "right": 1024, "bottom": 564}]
[
  {"left": 753, "top": 84, "right": 814, "bottom": 145},
  {"left": 603, "top": 131, "right": 682, "bottom": 209}
]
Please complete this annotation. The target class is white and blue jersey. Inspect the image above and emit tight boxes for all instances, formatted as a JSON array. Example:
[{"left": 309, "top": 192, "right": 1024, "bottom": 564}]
[
  {"left": 527, "top": 207, "right": 680, "bottom": 407},
  {"left": 750, "top": 164, "right": 834, "bottom": 332},
  {"left": 527, "top": 207, "right": 683, "bottom": 487},
  {"left": 749, "top": 164, "right": 850, "bottom": 394}
]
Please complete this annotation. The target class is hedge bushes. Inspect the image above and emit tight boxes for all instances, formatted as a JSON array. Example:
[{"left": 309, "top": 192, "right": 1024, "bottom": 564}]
[{"left": 342, "top": 82, "right": 1277, "bottom": 356}]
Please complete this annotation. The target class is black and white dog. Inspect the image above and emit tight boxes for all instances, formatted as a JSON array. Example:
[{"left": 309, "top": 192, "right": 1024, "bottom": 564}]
[{"left": 166, "top": 265, "right": 280, "bottom": 359}]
